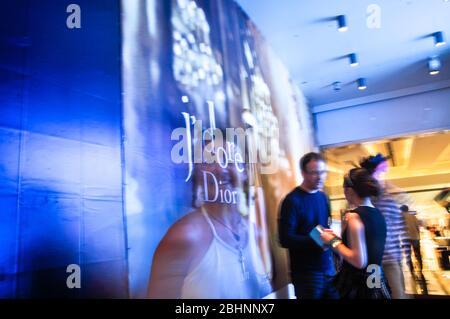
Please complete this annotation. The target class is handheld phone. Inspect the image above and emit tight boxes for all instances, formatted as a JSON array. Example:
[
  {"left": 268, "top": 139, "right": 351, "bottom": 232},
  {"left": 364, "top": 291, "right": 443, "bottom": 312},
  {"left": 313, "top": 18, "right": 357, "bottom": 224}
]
[{"left": 309, "top": 225, "right": 327, "bottom": 249}]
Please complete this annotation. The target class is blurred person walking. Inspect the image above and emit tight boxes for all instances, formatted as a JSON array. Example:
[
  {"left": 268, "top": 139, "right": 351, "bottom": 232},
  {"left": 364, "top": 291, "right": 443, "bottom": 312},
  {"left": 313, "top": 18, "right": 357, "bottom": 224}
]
[
  {"left": 360, "top": 154, "right": 410, "bottom": 299},
  {"left": 401, "top": 205, "right": 428, "bottom": 294}
]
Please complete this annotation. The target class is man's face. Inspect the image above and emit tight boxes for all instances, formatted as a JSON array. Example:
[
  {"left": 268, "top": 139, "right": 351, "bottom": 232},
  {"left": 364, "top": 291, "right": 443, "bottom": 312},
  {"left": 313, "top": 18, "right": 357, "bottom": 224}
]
[{"left": 302, "top": 160, "right": 327, "bottom": 190}]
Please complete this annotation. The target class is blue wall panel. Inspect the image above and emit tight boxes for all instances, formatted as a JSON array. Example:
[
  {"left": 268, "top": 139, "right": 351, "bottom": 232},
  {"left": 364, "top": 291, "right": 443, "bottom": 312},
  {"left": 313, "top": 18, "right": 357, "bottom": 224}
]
[{"left": 0, "top": 0, "right": 126, "bottom": 298}]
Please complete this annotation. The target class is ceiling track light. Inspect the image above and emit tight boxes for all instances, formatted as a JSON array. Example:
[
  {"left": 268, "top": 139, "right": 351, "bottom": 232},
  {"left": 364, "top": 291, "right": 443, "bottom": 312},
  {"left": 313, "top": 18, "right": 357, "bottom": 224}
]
[
  {"left": 333, "top": 81, "right": 342, "bottom": 91},
  {"left": 357, "top": 78, "right": 367, "bottom": 90},
  {"left": 428, "top": 56, "right": 441, "bottom": 75},
  {"left": 349, "top": 53, "right": 359, "bottom": 67},
  {"left": 337, "top": 15, "right": 348, "bottom": 32},
  {"left": 434, "top": 31, "right": 446, "bottom": 47}
]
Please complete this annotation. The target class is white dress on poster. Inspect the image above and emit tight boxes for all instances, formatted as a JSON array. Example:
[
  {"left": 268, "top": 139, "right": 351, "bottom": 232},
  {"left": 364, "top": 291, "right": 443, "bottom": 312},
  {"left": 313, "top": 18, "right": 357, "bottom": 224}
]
[{"left": 180, "top": 210, "right": 272, "bottom": 299}]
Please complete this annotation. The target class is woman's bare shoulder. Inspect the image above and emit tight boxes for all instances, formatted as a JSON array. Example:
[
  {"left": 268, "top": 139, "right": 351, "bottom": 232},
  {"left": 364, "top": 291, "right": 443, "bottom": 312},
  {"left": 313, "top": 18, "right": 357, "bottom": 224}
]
[
  {"left": 345, "top": 212, "right": 364, "bottom": 229},
  {"left": 344, "top": 211, "right": 359, "bottom": 221},
  {"left": 162, "top": 209, "right": 211, "bottom": 246}
]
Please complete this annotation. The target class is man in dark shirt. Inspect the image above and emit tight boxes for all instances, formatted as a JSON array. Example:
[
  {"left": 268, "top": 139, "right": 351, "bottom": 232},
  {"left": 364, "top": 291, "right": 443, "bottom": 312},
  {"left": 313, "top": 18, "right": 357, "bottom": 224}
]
[{"left": 278, "top": 152, "right": 338, "bottom": 299}]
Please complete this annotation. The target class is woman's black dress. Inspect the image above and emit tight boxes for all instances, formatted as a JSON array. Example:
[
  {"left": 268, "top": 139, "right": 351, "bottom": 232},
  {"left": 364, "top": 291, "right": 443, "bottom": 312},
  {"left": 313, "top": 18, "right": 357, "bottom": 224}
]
[{"left": 334, "top": 206, "right": 391, "bottom": 299}]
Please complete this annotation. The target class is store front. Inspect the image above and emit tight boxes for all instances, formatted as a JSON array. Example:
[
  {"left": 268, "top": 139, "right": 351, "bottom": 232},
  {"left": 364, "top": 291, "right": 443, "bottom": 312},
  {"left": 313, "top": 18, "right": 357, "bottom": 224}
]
[{"left": 322, "top": 130, "right": 450, "bottom": 296}]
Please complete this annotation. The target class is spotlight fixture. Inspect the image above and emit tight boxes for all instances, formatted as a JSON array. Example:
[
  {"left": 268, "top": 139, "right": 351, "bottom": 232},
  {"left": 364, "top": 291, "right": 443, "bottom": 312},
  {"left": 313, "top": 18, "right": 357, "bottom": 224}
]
[
  {"left": 349, "top": 53, "right": 359, "bottom": 67},
  {"left": 428, "top": 56, "right": 441, "bottom": 75},
  {"left": 434, "top": 31, "right": 446, "bottom": 47},
  {"left": 337, "top": 15, "right": 348, "bottom": 32},
  {"left": 332, "top": 81, "right": 342, "bottom": 91},
  {"left": 357, "top": 78, "right": 367, "bottom": 90}
]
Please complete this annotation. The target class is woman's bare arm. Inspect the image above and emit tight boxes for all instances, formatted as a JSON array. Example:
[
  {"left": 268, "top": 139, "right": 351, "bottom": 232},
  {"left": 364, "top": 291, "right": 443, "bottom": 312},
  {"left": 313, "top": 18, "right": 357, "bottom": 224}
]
[{"left": 328, "top": 213, "right": 368, "bottom": 269}]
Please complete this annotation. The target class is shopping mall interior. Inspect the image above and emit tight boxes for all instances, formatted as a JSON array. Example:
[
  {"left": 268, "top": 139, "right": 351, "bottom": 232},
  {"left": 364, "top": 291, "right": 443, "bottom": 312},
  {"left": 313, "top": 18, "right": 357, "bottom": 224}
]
[
  {"left": 323, "top": 131, "right": 450, "bottom": 296},
  {"left": 0, "top": 0, "right": 449, "bottom": 299},
  {"left": 238, "top": 0, "right": 450, "bottom": 298}
]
